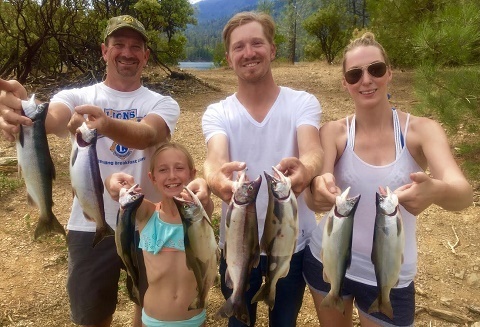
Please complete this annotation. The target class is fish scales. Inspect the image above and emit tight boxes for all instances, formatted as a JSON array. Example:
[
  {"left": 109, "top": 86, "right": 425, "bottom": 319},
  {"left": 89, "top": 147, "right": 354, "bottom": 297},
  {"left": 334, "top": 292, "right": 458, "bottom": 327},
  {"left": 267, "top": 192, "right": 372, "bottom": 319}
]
[
  {"left": 174, "top": 187, "right": 219, "bottom": 310},
  {"left": 216, "top": 170, "right": 261, "bottom": 326},
  {"left": 116, "top": 185, "right": 144, "bottom": 305},
  {"left": 252, "top": 167, "right": 298, "bottom": 310},
  {"left": 368, "top": 187, "right": 405, "bottom": 320},
  {"left": 320, "top": 187, "right": 360, "bottom": 314},
  {"left": 16, "top": 96, "right": 65, "bottom": 239},
  {"left": 70, "top": 122, "right": 114, "bottom": 247}
]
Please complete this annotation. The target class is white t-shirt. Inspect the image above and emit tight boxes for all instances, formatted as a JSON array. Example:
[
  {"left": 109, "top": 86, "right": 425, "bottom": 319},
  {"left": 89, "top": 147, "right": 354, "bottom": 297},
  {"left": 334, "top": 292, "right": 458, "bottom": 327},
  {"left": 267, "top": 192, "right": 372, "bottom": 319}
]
[
  {"left": 202, "top": 86, "right": 322, "bottom": 253},
  {"left": 51, "top": 82, "right": 180, "bottom": 232}
]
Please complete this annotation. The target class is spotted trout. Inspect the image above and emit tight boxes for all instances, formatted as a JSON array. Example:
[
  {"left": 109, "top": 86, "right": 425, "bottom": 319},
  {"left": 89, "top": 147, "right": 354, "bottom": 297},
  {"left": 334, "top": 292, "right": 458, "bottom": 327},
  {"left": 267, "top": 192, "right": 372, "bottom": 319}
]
[
  {"left": 116, "top": 184, "right": 144, "bottom": 305},
  {"left": 16, "top": 95, "right": 65, "bottom": 239},
  {"left": 368, "top": 187, "right": 405, "bottom": 319},
  {"left": 174, "top": 186, "right": 219, "bottom": 310},
  {"left": 216, "top": 170, "right": 262, "bottom": 326},
  {"left": 320, "top": 187, "right": 360, "bottom": 314},
  {"left": 70, "top": 122, "right": 114, "bottom": 247},
  {"left": 252, "top": 166, "right": 298, "bottom": 310}
]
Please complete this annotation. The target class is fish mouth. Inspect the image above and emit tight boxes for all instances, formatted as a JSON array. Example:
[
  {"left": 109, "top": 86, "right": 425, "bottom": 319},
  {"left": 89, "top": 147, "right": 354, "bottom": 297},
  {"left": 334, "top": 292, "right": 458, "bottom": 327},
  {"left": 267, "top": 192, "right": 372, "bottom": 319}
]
[{"left": 264, "top": 166, "right": 291, "bottom": 200}]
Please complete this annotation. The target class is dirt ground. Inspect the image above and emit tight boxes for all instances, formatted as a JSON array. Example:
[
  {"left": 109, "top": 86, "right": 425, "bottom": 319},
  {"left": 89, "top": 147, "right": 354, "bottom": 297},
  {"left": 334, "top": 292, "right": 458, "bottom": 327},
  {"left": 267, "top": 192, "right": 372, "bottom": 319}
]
[{"left": 0, "top": 61, "right": 479, "bottom": 326}]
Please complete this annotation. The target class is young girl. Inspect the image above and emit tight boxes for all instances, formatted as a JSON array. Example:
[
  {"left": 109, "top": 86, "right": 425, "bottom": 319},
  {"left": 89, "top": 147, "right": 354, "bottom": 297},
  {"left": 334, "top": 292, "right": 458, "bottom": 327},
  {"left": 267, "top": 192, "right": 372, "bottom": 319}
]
[
  {"left": 304, "top": 32, "right": 473, "bottom": 327},
  {"left": 106, "top": 142, "right": 214, "bottom": 327}
]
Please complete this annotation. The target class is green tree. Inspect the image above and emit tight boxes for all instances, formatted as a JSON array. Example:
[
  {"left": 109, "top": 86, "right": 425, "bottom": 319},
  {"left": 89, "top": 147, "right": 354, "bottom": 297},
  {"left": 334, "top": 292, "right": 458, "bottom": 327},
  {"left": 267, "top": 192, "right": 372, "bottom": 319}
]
[
  {"left": 303, "top": 1, "right": 352, "bottom": 63},
  {"left": 412, "top": 2, "right": 480, "bottom": 147}
]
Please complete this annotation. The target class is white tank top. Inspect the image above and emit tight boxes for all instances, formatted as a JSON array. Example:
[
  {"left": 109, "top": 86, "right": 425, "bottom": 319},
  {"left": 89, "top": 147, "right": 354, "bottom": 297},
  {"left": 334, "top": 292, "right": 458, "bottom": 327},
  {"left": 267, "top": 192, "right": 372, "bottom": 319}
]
[{"left": 309, "top": 109, "right": 422, "bottom": 287}]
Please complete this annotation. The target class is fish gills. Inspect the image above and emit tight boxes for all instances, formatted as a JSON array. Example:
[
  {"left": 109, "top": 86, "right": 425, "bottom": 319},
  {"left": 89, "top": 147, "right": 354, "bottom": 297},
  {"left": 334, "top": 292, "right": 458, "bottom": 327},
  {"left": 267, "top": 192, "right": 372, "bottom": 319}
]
[
  {"left": 320, "top": 187, "right": 360, "bottom": 314},
  {"left": 116, "top": 185, "right": 144, "bottom": 305},
  {"left": 368, "top": 187, "right": 405, "bottom": 319},
  {"left": 216, "top": 171, "right": 262, "bottom": 326},
  {"left": 16, "top": 96, "right": 65, "bottom": 239},
  {"left": 70, "top": 122, "right": 114, "bottom": 247},
  {"left": 174, "top": 187, "right": 219, "bottom": 310},
  {"left": 252, "top": 166, "right": 298, "bottom": 310}
]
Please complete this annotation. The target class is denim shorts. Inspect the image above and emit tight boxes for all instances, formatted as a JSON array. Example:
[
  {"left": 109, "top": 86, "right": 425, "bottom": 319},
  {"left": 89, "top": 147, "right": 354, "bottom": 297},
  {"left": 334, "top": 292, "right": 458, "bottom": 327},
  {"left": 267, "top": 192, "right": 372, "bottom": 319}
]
[
  {"left": 219, "top": 249, "right": 306, "bottom": 327},
  {"left": 303, "top": 245, "right": 415, "bottom": 327},
  {"left": 67, "top": 230, "right": 147, "bottom": 325}
]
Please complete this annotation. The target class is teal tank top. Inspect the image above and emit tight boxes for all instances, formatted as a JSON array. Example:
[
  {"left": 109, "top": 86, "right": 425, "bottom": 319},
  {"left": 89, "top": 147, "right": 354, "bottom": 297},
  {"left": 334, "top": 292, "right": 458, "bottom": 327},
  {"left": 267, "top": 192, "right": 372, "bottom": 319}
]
[{"left": 139, "top": 209, "right": 185, "bottom": 254}]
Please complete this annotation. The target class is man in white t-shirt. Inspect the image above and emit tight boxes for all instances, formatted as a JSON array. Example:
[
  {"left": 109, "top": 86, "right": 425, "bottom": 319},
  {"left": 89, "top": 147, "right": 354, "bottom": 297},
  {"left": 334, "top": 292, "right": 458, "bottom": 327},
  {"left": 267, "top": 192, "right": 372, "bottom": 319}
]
[
  {"left": 202, "top": 11, "right": 323, "bottom": 327},
  {"left": 0, "top": 15, "right": 179, "bottom": 327}
]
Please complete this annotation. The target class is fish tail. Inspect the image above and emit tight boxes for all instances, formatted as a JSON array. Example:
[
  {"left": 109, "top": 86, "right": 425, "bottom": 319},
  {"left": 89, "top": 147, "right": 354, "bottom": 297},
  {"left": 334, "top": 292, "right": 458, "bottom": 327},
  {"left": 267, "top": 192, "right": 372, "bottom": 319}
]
[
  {"left": 368, "top": 295, "right": 394, "bottom": 319},
  {"left": 233, "top": 302, "right": 251, "bottom": 326},
  {"left": 188, "top": 295, "right": 204, "bottom": 310},
  {"left": 216, "top": 297, "right": 251, "bottom": 326},
  {"left": 379, "top": 300, "right": 394, "bottom": 319},
  {"left": 320, "top": 292, "right": 345, "bottom": 315},
  {"left": 215, "top": 298, "right": 234, "bottom": 320},
  {"left": 34, "top": 213, "right": 66, "bottom": 239},
  {"left": 92, "top": 223, "right": 115, "bottom": 247}
]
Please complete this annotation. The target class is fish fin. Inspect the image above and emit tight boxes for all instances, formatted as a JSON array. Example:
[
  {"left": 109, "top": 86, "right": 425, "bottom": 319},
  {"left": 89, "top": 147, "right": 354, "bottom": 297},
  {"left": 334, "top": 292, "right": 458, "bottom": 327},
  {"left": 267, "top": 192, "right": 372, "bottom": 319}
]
[
  {"left": 252, "top": 243, "right": 261, "bottom": 269},
  {"left": 251, "top": 284, "right": 267, "bottom": 304},
  {"left": 92, "top": 224, "right": 115, "bottom": 247},
  {"left": 34, "top": 213, "right": 66, "bottom": 239},
  {"left": 326, "top": 214, "right": 334, "bottom": 236},
  {"left": 322, "top": 270, "right": 330, "bottom": 283},
  {"left": 18, "top": 125, "right": 25, "bottom": 147},
  {"left": 379, "top": 300, "right": 394, "bottom": 319},
  {"left": 367, "top": 297, "right": 380, "bottom": 315},
  {"left": 252, "top": 284, "right": 275, "bottom": 310},
  {"left": 396, "top": 216, "right": 403, "bottom": 236},
  {"left": 215, "top": 298, "right": 234, "bottom": 320},
  {"left": 234, "top": 302, "right": 251, "bottom": 326},
  {"left": 26, "top": 193, "right": 36, "bottom": 207},
  {"left": 83, "top": 212, "right": 95, "bottom": 222},
  {"left": 225, "top": 268, "right": 233, "bottom": 289},
  {"left": 70, "top": 146, "right": 78, "bottom": 166},
  {"left": 368, "top": 295, "right": 394, "bottom": 319},
  {"left": 188, "top": 295, "right": 203, "bottom": 310},
  {"left": 320, "top": 292, "right": 345, "bottom": 315}
]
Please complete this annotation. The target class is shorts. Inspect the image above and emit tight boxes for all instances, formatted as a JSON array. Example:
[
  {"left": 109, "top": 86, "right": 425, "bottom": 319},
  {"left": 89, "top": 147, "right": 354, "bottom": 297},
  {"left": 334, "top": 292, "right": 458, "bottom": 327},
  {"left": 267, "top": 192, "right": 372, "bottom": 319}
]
[
  {"left": 219, "top": 249, "right": 306, "bottom": 327},
  {"left": 66, "top": 230, "right": 147, "bottom": 325},
  {"left": 303, "top": 245, "right": 415, "bottom": 327},
  {"left": 142, "top": 308, "right": 206, "bottom": 327}
]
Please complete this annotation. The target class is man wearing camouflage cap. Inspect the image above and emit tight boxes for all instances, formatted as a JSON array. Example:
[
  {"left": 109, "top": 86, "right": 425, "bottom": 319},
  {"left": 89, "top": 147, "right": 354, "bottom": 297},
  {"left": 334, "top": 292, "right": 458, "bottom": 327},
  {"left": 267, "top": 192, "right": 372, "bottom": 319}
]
[{"left": 0, "top": 15, "right": 181, "bottom": 327}]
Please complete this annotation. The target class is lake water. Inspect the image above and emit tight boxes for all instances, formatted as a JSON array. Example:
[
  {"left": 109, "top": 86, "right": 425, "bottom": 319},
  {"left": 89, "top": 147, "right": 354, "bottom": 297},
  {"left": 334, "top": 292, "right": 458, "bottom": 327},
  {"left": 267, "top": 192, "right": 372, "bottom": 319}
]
[{"left": 178, "top": 62, "right": 215, "bottom": 70}]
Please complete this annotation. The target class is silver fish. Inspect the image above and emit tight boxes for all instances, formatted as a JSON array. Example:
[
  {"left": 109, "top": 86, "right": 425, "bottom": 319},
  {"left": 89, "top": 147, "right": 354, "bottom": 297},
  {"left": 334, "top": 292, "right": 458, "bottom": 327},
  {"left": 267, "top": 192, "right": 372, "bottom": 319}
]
[
  {"left": 252, "top": 166, "right": 298, "bottom": 310},
  {"left": 16, "top": 95, "right": 65, "bottom": 239},
  {"left": 70, "top": 122, "right": 114, "bottom": 247},
  {"left": 320, "top": 187, "right": 360, "bottom": 314},
  {"left": 368, "top": 187, "right": 405, "bottom": 319},
  {"left": 216, "top": 170, "right": 262, "bottom": 326},
  {"left": 116, "top": 184, "right": 144, "bottom": 305},
  {"left": 173, "top": 186, "right": 219, "bottom": 310}
]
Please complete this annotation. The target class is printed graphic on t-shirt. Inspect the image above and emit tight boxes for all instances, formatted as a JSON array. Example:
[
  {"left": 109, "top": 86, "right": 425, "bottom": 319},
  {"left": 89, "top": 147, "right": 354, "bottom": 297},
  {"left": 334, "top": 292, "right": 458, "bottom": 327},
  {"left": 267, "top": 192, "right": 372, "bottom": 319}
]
[{"left": 103, "top": 108, "right": 143, "bottom": 160}]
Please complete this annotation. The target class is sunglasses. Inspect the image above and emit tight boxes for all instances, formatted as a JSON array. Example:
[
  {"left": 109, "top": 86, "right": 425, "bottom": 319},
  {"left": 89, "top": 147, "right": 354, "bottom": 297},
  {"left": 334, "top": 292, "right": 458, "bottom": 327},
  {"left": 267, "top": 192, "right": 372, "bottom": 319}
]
[{"left": 344, "top": 62, "right": 387, "bottom": 84}]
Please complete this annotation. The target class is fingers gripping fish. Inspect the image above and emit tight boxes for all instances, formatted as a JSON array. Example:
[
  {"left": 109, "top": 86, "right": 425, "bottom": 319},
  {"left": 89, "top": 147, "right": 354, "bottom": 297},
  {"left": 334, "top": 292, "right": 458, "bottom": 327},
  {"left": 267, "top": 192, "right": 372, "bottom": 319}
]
[
  {"left": 173, "top": 186, "right": 219, "bottom": 310},
  {"left": 216, "top": 170, "right": 261, "bottom": 326},
  {"left": 252, "top": 166, "right": 298, "bottom": 310},
  {"left": 369, "top": 187, "right": 405, "bottom": 320},
  {"left": 116, "top": 184, "right": 144, "bottom": 305},
  {"left": 16, "top": 95, "right": 65, "bottom": 239},
  {"left": 320, "top": 187, "right": 360, "bottom": 314},
  {"left": 70, "top": 122, "right": 114, "bottom": 247}
]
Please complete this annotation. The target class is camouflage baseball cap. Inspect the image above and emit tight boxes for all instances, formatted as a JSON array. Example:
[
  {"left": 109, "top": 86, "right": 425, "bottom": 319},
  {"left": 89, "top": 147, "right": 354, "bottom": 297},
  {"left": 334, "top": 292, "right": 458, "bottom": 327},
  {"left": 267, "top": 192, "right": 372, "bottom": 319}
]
[{"left": 104, "top": 15, "right": 148, "bottom": 42}]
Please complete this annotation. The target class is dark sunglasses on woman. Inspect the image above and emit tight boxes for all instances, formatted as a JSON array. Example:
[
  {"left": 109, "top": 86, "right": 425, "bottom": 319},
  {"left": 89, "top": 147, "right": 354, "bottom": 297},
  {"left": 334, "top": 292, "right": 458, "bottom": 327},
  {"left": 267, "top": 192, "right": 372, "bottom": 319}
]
[{"left": 344, "top": 62, "right": 387, "bottom": 84}]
